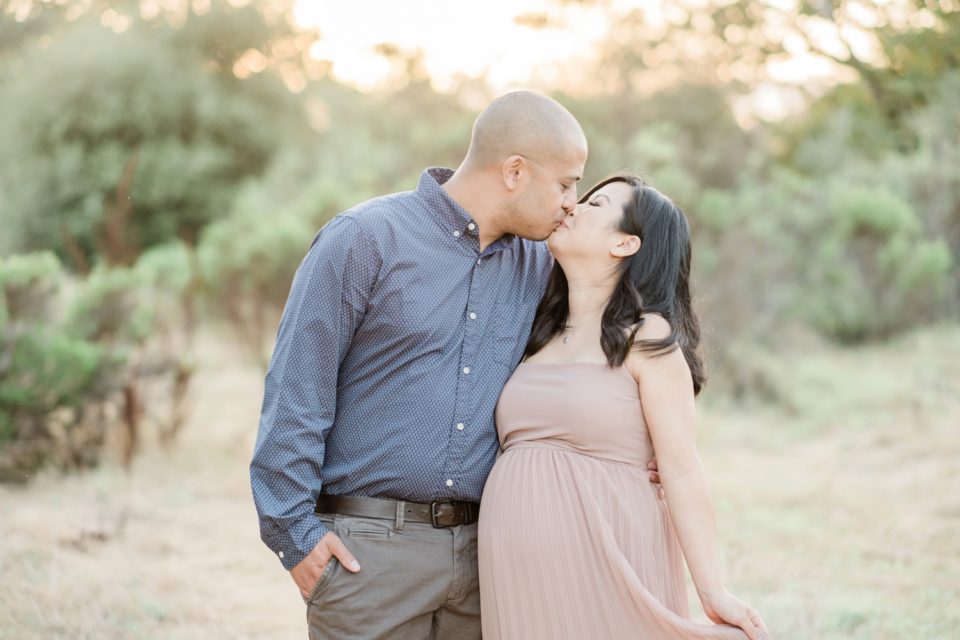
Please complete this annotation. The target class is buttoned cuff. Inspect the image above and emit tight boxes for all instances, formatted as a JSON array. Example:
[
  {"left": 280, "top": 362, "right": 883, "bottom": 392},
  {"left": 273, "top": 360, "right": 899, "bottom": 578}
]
[{"left": 266, "top": 517, "right": 328, "bottom": 571}]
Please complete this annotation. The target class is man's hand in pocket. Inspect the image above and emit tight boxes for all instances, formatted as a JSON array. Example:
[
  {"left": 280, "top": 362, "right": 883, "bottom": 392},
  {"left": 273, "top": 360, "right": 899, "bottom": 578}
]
[{"left": 291, "top": 531, "right": 362, "bottom": 599}]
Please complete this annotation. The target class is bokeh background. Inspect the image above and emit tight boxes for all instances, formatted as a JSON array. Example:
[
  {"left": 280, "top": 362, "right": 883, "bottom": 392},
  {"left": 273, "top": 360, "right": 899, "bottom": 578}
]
[{"left": 1, "top": 0, "right": 958, "bottom": 638}]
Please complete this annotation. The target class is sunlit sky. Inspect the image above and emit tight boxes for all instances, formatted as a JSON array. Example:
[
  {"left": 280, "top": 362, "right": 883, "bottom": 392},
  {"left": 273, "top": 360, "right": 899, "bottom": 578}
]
[
  {"left": 293, "top": 0, "right": 614, "bottom": 94},
  {"left": 292, "top": 0, "right": 852, "bottom": 120}
]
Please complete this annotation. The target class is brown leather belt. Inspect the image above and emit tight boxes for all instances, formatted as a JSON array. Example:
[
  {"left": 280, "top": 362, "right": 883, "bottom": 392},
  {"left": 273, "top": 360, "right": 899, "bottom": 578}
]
[{"left": 315, "top": 494, "right": 479, "bottom": 528}]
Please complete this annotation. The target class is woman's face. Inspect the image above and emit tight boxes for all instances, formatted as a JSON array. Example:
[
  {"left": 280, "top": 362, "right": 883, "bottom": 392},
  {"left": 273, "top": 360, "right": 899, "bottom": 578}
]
[{"left": 547, "top": 180, "right": 637, "bottom": 261}]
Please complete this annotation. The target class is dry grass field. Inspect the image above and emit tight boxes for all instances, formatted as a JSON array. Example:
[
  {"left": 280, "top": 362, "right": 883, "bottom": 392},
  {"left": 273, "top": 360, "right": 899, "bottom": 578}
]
[{"left": 2, "top": 326, "right": 958, "bottom": 639}]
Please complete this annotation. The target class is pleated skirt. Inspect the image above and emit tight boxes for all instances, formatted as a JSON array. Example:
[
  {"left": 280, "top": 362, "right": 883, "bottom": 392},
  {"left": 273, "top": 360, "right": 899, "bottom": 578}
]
[{"left": 478, "top": 444, "right": 748, "bottom": 640}]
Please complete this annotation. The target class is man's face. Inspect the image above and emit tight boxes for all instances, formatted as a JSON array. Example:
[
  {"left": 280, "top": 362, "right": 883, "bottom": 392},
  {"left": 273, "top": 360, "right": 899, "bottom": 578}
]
[{"left": 511, "top": 145, "right": 587, "bottom": 241}]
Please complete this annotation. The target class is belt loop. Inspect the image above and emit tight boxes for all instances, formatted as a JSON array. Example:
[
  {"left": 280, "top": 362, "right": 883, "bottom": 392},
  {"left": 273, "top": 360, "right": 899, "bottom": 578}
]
[{"left": 395, "top": 500, "right": 405, "bottom": 532}]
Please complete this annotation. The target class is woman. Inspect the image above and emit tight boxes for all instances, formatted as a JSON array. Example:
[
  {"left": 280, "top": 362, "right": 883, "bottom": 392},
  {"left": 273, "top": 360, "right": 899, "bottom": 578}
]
[{"left": 478, "top": 174, "right": 769, "bottom": 639}]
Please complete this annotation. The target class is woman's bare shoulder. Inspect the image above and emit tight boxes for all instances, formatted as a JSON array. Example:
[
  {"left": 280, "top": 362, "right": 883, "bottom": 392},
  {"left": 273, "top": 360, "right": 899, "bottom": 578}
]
[
  {"left": 631, "top": 313, "right": 672, "bottom": 342},
  {"left": 624, "top": 313, "right": 683, "bottom": 377}
]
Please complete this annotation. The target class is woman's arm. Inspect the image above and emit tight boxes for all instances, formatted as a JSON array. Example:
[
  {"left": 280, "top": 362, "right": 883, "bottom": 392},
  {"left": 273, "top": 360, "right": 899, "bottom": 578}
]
[
  {"left": 632, "top": 340, "right": 725, "bottom": 597},
  {"left": 627, "top": 315, "right": 768, "bottom": 639}
]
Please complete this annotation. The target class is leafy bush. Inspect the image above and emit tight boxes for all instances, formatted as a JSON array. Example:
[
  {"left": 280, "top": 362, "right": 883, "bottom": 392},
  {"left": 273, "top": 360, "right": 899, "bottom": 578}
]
[
  {"left": 198, "top": 204, "right": 313, "bottom": 368},
  {"left": 0, "top": 253, "right": 120, "bottom": 481},
  {"left": 803, "top": 183, "right": 952, "bottom": 343},
  {"left": 67, "top": 265, "right": 154, "bottom": 346},
  {"left": 0, "top": 252, "right": 198, "bottom": 482}
]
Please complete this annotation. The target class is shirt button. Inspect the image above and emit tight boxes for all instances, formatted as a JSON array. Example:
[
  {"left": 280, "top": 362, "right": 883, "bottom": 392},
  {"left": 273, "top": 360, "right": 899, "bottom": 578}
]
[
  {"left": 445, "top": 479, "right": 454, "bottom": 487},
  {"left": 456, "top": 422, "right": 465, "bottom": 431},
  {"left": 453, "top": 230, "right": 461, "bottom": 238},
  {"left": 469, "top": 312, "right": 477, "bottom": 320},
  {"left": 467, "top": 222, "right": 476, "bottom": 231},
  {"left": 462, "top": 367, "right": 471, "bottom": 375},
  {"left": 476, "top": 259, "right": 482, "bottom": 266},
  {"left": 278, "top": 551, "right": 284, "bottom": 559}
]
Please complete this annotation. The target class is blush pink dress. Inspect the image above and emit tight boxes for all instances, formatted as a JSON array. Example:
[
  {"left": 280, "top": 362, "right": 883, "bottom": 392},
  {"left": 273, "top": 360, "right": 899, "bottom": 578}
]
[{"left": 478, "top": 361, "right": 748, "bottom": 640}]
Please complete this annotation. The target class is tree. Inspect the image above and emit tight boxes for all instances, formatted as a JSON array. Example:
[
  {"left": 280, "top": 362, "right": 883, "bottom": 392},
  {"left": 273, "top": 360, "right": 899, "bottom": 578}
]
[{"left": 0, "top": 0, "right": 317, "bottom": 270}]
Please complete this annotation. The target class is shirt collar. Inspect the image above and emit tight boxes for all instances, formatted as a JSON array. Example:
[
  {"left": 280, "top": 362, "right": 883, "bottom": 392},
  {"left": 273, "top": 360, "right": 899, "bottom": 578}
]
[{"left": 417, "top": 167, "right": 517, "bottom": 252}]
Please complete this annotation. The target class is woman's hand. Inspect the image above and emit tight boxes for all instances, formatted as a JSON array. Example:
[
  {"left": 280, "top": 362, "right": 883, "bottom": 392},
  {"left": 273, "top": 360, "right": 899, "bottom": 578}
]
[{"left": 700, "top": 589, "right": 769, "bottom": 640}]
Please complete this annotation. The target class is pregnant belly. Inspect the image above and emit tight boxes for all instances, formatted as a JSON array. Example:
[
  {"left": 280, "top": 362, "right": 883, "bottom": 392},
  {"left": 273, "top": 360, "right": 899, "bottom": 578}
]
[{"left": 479, "top": 445, "right": 659, "bottom": 551}]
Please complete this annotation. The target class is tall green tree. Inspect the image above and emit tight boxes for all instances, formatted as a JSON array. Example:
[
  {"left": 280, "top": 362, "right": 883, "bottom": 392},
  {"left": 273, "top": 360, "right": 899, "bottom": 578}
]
[{"left": 0, "top": 0, "right": 316, "bottom": 270}]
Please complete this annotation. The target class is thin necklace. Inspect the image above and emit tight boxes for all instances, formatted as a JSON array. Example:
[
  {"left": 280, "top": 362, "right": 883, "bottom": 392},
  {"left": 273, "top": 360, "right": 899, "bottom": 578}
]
[{"left": 561, "top": 310, "right": 604, "bottom": 344}]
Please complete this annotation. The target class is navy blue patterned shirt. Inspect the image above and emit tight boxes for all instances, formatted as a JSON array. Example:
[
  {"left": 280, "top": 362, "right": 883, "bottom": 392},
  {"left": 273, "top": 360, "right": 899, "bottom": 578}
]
[{"left": 251, "top": 168, "right": 553, "bottom": 569}]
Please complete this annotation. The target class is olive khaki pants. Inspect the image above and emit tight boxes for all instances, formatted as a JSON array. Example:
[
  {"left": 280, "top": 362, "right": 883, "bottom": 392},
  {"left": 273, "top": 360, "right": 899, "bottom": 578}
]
[{"left": 304, "top": 512, "right": 481, "bottom": 640}]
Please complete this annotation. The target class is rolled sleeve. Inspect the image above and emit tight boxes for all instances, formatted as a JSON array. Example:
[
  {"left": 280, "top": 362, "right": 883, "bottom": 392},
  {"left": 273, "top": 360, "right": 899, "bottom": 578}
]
[{"left": 250, "top": 215, "right": 381, "bottom": 570}]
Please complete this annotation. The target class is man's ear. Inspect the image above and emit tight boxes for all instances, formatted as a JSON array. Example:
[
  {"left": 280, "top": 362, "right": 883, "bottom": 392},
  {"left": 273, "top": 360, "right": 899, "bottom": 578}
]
[
  {"left": 610, "top": 234, "right": 641, "bottom": 258},
  {"left": 501, "top": 155, "right": 527, "bottom": 191}
]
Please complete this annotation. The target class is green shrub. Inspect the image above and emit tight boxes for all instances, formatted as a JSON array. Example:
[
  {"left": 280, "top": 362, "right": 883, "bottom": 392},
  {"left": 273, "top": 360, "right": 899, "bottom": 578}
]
[
  {"left": 67, "top": 265, "right": 153, "bottom": 346},
  {"left": 198, "top": 204, "right": 313, "bottom": 368},
  {"left": 135, "top": 241, "right": 193, "bottom": 297},
  {"left": 0, "top": 329, "right": 105, "bottom": 415},
  {"left": 803, "top": 183, "right": 953, "bottom": 342},
  {"left": 0, "top": 253, "right": 119, "bottom": 480},
  {"left": 0, "top": 254, "right": 169, "bottom": 481},
  {"left": 0, "top": 252, "right": 62, "bottom": 322}
]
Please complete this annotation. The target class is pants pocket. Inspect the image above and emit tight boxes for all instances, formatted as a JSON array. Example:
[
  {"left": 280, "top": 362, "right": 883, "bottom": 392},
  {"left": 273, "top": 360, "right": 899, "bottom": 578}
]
[
  {"left": 343, "top": 516, "right": 394, "bottom": 540},
  {"left": 347, "top": 528, "right": 393, "bottom": 539},
  {"left": 304, "top": 557, "right": 341, "bottom": 604},
  {"left": 303, "top": 514, "right": 342, "bottom": 605}
]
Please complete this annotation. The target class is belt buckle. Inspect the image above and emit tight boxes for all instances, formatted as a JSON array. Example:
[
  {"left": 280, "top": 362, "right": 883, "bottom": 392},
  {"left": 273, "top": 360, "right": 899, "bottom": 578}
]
[{"left": 430, "top": 501, "right": 457, "bottom": 528}]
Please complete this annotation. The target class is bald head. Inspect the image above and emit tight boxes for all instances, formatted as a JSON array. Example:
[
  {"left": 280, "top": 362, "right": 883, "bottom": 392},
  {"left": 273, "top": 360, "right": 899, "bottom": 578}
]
[
  {"left": 443, "top": 92, "right": 587, "bottom": 245},
  {"left": 465, "top": 91, "right": 586, "bottom": 169}
]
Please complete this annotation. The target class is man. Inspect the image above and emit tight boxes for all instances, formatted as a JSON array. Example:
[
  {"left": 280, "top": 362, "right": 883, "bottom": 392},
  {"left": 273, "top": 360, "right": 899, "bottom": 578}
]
[{"left": 250, "top": 91, "right": 654, "bottom": 638}]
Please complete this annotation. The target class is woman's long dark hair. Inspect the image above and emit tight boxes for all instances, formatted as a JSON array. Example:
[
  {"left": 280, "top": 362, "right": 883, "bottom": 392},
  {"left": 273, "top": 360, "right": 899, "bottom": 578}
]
[{"left": 524, "top": 173, "right": 705, "bottom": 394}]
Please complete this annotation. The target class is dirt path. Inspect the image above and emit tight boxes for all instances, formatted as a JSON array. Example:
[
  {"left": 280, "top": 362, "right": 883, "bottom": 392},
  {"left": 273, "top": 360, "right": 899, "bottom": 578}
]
[{"left": 2, "top": 329, "right": 958, "bottom": 639}]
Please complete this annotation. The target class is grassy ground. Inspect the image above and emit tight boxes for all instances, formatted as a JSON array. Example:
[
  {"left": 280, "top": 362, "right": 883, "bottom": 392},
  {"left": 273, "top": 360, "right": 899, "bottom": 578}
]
[{"left": 1, "top": 326, "right": 958, "bottom": 639}]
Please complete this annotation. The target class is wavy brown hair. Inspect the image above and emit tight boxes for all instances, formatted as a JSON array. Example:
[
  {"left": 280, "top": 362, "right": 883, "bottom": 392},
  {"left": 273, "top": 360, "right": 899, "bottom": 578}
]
[{"left": 524, "top": 173, "right": 705, "bottom": 394}]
